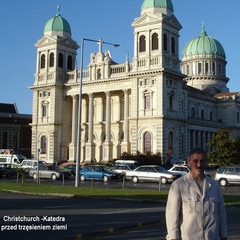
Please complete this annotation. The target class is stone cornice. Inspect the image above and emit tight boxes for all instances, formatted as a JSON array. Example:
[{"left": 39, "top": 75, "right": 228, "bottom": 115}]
[
  {"left": 28, "top": 83, "right": 64, "bottom": 90},
  {"left": 65, "top": 77, "right": 131, "bottom": 87}
]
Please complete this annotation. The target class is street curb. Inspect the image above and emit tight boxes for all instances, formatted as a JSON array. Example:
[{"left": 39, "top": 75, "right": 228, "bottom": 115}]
[
  {"left": 2, "top": 189, "right": 76, "bottom": 198},
  {"left": 74, "top": 220, "right": 166, "bottom": 240}
]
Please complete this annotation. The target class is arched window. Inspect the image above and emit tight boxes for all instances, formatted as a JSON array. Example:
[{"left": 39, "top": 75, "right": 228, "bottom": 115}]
[
  {"left": 50, "top": 53, "right": 54, "bottom": 67},
  {"left": 67, "top": 55, "right": 72, "bottom": 70},
  {"left": 40, "top": 54, "right": 46, "bottom": 69},
  {"left": 237, "top": 112, "right": 240, "bottom": 123},
  {"left": 139, "top": 35, "right": 146, "bottom": 52},
  {"left": 163, "top": 33, "right": 168, "bottom": 51},
  {"left": 58, "top": 53, "right": 63, "bottom": 68},
  {"left": 168, "top": 132, "right": 173, "bottom": 154},
  {"left": 201, "top": 109, "right": 204, "bottom": 119},
  {"left": 41, "top": 136, "right": 47, "bottom": 154},
  {"left": 152, "top": 33, "right": 158, "bottom": 50},
  {"left": 171, "top": 37, "right": 175, "bottom": 54},
  {"left": 143, "top": 132, "right": 151, "bottom": 153}
]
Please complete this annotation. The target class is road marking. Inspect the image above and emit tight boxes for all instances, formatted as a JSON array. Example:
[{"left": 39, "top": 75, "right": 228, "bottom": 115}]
[
  {"left": 101, "top": 207, "right": 161, "bottom": 214},
  {"left": 44, "top": 204, "right": 86, "bottom": 209}
]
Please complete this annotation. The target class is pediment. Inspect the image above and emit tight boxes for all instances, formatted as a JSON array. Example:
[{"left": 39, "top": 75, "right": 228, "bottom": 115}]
[
  {"left": 35, "top": 36, "right": 79, "bottom": 50},
  {"left": 132, "top": 12, "right": 161, "bottom": 27},
  {"left": 132, "top": 12, "right": 182, "bottom": 30},
  {"left": 164, "top": 15, "right": 182, "bottom": 30},
  {"left": 35, "top": 36, "right": 56, "bottom": 47}
]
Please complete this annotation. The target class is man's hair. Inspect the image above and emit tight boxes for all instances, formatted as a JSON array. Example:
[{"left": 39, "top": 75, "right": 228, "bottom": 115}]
[{"left": 188, "top": 148, "right": 207, "bottom": 161}]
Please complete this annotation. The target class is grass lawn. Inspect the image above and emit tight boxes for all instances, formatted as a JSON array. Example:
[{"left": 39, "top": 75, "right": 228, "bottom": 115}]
[{"left": 1, "top": 182, "right": 240, "bottom": 206}]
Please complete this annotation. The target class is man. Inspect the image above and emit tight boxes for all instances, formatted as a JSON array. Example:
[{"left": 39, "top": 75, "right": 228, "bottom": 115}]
[{"left": 165, "top": 148, "right": 228, "bottom": 240}]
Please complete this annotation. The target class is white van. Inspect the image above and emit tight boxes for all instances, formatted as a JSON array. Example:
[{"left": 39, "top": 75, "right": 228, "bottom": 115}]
[
  {"left": 0, "top": 154, "right": 26, "bottom": 165},
  {"left": 21, "top": 159, "right": 47, "bottom": 169}
]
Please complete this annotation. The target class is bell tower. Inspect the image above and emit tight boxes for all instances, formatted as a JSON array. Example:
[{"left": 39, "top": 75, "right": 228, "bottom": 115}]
[
  {"left": 131, "top": 0, "right": 182, "bottom": 73},
  {"left": 30, "top": 6, "right": 79, "bottom": 163}
]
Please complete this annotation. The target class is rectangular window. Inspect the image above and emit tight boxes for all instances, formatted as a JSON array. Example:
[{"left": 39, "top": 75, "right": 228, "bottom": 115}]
[
  {"left": 144, "top": 95, "right": 150, "bottom": 109},
  {"left": 42, "top": 105, "right": 47, "bottom": 117},
  {"left": 205, "top": 62, "right": 208, "bottom": 74}
]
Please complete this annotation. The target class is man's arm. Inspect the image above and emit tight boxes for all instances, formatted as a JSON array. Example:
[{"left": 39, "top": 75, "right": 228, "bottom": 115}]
[{"left": 165, "top": 181, "right": 181, "bottom": 239}]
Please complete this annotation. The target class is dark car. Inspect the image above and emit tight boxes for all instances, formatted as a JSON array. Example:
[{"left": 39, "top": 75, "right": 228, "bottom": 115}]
[
  {"left": 0, "top": 164, "right": 19, "bottom": 178},
  {"left": 62, "top": 164, "right": 77, "bottom": 176},
  {"left": 80, "top": 165, "right": 123, "bottom": 182}
]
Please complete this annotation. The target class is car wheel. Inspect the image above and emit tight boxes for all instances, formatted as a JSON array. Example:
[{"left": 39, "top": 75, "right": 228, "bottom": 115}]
[
  {"left": 161, "top": 177, "right": 167, "bottom": 184},
  {"left": 132, "top": 176, "right": 138, "bottom": 183},
  {"left": 80, "top": 174, "right": 86, "bottom": 181},
  {"left": 103, "top": 175, "right": 109, "bottom": 182},
  {"left": 219, "top": 178, "right": 227, "bottom": 187},
  {"left": 51, "top": 174, "right": 57, "bottom": 180},
  {"left": 33, "top": 173, "right": 38, "bottom": 180}
]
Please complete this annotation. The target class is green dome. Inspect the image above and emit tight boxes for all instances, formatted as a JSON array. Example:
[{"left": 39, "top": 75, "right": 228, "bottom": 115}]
[
  {"left": 182, "top": 27, "right": 225, "bottom": 58},
  {"left": 141, "top": 0, "right": 174, "bottom": 12},
  {"left": 44, "top": 11, "right": 71, "bottom": 34}
]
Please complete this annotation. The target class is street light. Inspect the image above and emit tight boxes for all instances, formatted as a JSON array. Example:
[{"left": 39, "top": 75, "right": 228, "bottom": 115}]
[{"left": 75, "top": 38, "right": 120, "bottom": 187}]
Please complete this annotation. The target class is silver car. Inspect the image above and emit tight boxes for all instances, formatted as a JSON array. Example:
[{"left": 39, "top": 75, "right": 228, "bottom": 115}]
[
  {"left": 214, "top": 166, "right": 240, "bottom": 186},
  {"left": 125, "top": 165, "right": 181, "bottom": 184},
  {"left": 168, "top": 165, "right": 190, "bottom": 176},
  {"left": 29, "top": 165, "right": 62, "bottom": 180}
]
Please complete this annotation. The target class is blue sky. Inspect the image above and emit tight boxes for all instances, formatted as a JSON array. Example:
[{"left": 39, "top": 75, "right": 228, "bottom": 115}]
[{"left": 1, "top": 0, "right": 240, "bottom": 114}]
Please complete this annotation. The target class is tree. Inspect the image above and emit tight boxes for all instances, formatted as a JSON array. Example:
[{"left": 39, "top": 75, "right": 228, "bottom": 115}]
[{"left": 207, "top": 128, "right": 239, "bottom": 166}]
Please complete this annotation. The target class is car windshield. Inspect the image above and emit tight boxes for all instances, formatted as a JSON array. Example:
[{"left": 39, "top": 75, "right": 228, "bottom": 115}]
[
  {"left": 102, "top": 166, "right": 111, "bottom": 172},
  {"left": 154, "top": 166, "right": 168, "bottom": 173}
]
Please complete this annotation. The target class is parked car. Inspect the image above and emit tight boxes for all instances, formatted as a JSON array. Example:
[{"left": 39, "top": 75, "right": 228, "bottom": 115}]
[
  {"left": 125, "top": 165, "right": 181, "bottom": 184},
  {"left": 214, "top": 166, "right": 240, "bottom": 186},
  {"left": 21, "top": 159, "right": 47, "bottom": 170},
  {"left": 47, "top": 165, "right": 72, "bottom": 179},
  {"left": 0, "top": 164, "right": 19, "bottom": 178},
  {"left": 110, "top": 164, "right": 136, "bottom": 175},
  {"left": 168, "top": 165, "right": 190, "bottom": 176},
  {"left": 61, "top": 164, "right": 77, "bottom": 176},
  {"left": 29, "top": 165, "right": 63, "bottom": 180},
  {"left": 80, "top": 165, "right": 123, "bottom": 182}
]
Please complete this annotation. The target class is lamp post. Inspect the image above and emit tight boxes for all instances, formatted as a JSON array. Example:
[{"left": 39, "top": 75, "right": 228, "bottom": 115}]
[{"left": 75, "top": 38, "right": 120, "bottom": 187}]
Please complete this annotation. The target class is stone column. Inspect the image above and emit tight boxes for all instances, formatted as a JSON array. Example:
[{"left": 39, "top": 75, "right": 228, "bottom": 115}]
[
  {"left": 85, "top": 93, "right": 95, "bottom": 163},
  {"left": 102, "top": 91, "right": 113, "bottom": 162},
  {"left": 121, "top": 89, "right": 130, "bottom": 153},
  {"left": 69, "top": 95, "right": 78, "bottom": 161}
]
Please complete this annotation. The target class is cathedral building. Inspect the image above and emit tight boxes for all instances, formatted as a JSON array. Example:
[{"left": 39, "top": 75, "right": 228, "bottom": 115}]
[{"left": 29, "top": 0, "right": 240, "bottom": 164}]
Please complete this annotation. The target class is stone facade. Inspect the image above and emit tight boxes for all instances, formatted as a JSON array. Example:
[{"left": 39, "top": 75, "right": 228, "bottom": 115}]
[{"left": 29, "top": 3, "right": 240, "bottom": 164}]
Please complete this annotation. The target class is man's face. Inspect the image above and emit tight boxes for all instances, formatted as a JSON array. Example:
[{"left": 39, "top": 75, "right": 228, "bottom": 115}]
[{"left": 188, "top": 153, "right": 207, "bottom": 179}]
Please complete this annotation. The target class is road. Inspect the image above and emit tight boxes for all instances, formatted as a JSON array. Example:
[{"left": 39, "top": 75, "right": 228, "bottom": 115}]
[{"left": 0, "top": 192, "right": 240, "bottom": 240}]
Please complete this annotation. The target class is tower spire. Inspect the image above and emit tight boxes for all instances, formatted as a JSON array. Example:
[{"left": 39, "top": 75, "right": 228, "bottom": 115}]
[{"left": 57, "top": 5, "right": 61, "bottom": 15}]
